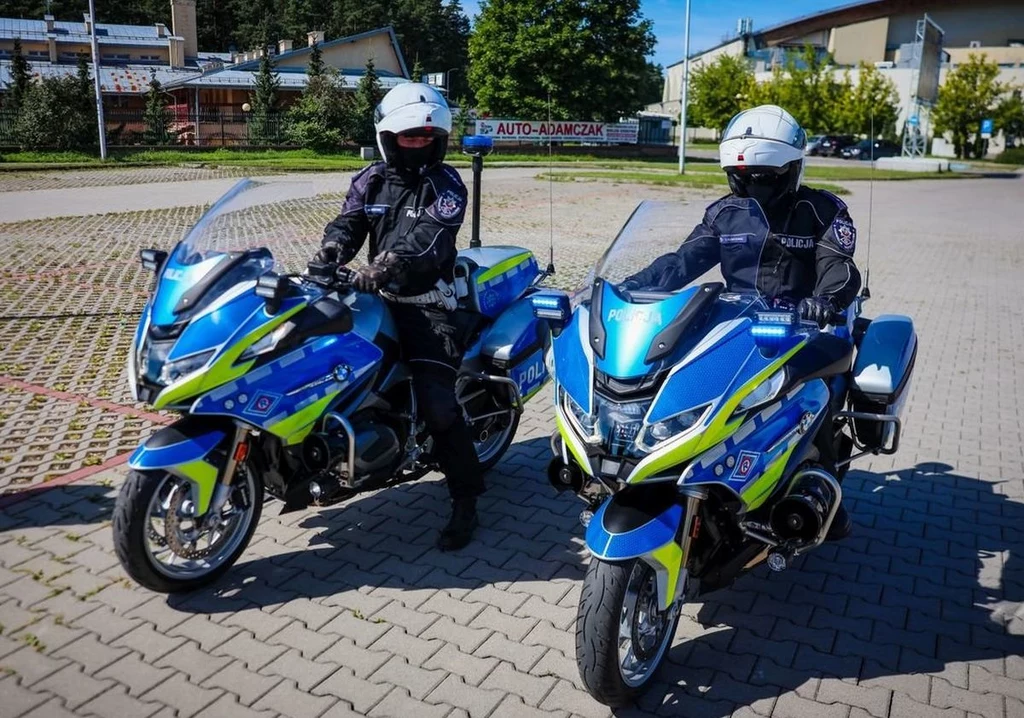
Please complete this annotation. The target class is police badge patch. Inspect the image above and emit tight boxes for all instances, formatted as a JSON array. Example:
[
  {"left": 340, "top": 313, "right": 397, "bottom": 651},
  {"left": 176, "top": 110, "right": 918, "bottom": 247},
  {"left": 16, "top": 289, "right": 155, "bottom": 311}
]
[
  {"left": 832, "top": 217, "right": 857, "bottom": 253},
  {"left": 436, "top": 190, "right": 463, "bottom": 220}
]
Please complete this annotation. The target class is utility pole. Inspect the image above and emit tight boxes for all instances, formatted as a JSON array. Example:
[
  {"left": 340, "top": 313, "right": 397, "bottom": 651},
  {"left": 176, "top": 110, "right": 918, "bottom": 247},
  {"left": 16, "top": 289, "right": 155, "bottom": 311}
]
[
  {"left": 677, "top": 0, "right": 692, "bottom": 174},
  {"left": 88, "top": 0, "right": 107, "bottom": 159}
]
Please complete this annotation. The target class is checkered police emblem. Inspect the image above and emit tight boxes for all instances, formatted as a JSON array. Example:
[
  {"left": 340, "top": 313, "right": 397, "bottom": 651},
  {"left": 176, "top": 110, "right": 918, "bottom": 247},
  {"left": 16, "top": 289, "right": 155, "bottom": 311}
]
[
  {"left": 832, "top": 217, "right": 857, "bottom": 253},
  {"left": 436, "top": 190, "right": 463, "bottom": 220}
]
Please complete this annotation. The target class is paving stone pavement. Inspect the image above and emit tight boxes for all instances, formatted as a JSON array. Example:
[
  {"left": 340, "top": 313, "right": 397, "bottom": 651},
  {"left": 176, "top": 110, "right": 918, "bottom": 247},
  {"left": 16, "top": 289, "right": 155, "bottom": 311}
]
[{"left": 1, "top": 169, "right": 1023, "bottom": 717}]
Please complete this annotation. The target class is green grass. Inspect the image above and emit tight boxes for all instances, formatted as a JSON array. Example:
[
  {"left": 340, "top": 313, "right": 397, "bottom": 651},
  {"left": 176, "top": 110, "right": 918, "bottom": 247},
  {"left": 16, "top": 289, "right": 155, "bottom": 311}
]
[
  {"left": 536, "top": 170, "right": 849, "bottom": 195},
  {"left": 0, "top": 147, "right": 706, "bottom": 172}
]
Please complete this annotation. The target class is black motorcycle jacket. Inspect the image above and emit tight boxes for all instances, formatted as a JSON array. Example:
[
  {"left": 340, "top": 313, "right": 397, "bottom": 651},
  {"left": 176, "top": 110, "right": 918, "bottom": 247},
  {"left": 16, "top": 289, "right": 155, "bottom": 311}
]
[
  {"left": 323, "top": 161, "right": 468, "bottom": 296},
  {"left": 627, "top": 187, "right": 861, "bottom": 309}
]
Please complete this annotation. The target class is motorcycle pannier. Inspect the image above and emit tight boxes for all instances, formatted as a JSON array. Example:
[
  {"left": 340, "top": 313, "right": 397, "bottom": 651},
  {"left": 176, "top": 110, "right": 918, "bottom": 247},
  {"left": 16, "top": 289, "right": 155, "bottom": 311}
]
[{"left": 849, "top": 314, "right": 917, "bottom": 450}]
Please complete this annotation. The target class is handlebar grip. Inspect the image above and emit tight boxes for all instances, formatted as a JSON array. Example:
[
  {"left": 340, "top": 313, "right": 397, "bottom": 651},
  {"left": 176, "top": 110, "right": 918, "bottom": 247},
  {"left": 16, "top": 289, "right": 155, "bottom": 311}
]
[{"left": 334, "top": 266, "right": 356, "bottom": 284}]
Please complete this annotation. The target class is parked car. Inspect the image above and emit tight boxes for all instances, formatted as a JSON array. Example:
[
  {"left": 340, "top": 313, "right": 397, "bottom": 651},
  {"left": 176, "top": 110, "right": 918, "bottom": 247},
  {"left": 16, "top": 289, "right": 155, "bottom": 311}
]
[
  {"left": 804, "top": 135, "right": 824, "bottom": 155},
  {"left": 841, "top": 139, "right": 902, "bottom": 160},
  {"left": 809, "top": 134, "right": 856, "bottom": 156}
]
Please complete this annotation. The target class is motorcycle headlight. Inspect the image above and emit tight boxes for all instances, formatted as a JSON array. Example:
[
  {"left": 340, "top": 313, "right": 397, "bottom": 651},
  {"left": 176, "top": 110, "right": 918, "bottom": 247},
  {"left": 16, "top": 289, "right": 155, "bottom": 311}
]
[
  {"left": 559, "top": 385, "right": 598, "bottom": 438},
  {"left": 238, "top": 323, "right": 293, "bottom": 362},
  {"left": 159, "top": 350, "right": 214, "bottom": 385},
  {"left": 638, "top": 403, "right": 710, "bottom": 452},
  {"left": 736, "top": 369, "right": 785, "bottom": 414}
]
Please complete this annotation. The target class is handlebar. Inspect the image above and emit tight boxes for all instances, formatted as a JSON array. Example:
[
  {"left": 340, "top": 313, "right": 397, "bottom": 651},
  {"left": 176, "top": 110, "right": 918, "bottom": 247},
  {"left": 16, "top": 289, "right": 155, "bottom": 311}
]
[{"left": 305, "top": 261, "right": 356, "bottom": 290}]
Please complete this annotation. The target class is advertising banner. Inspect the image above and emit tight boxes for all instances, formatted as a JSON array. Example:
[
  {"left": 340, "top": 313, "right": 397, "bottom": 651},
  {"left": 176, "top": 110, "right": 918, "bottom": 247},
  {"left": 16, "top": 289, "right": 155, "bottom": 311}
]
[{"left": 474, "top": 119, "right": 639, "bottom": 144}]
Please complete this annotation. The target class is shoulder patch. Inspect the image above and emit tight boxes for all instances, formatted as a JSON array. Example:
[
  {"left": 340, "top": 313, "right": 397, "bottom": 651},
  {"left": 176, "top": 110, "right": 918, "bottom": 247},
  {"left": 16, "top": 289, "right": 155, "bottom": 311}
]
[
  {"left": 435, "top": 189, "right": 464, "bottom": 220},
  {"left": 831, "top": 215, "right": 857, "bottom": 253}
]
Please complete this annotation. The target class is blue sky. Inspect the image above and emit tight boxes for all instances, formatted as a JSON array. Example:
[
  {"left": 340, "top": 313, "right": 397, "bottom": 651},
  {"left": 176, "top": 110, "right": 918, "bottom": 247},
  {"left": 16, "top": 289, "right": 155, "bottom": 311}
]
[{"left": 457, "top": 1, "right": 854, "bottom": 69}]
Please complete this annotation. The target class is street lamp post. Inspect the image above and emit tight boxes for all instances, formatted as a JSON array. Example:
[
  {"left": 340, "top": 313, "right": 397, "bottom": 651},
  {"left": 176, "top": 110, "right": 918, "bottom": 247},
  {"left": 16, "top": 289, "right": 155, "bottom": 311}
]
[
  {"left": 444, "top": 67, "right": 458, "bottom": 96},
  {"left": 87, "top": 0, "right": 107, "bottom": 160},
  {"left": 678, "top": 0, "right": 692, "bottom": 174}
]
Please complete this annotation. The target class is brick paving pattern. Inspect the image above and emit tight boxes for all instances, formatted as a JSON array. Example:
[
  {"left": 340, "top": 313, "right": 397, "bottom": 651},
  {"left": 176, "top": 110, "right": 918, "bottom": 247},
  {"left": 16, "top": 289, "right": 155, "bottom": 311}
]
[
  {"left": 0, "top": 168, "right": 1022, "bottom": 717},
  {"left": 0, "top": 166, "right": 256, "bottom": 194}
]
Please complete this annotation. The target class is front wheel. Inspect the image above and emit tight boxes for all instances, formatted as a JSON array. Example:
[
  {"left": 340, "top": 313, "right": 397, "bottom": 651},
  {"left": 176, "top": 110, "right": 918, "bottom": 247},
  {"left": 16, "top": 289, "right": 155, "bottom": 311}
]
[
  {"left": 112, "top": 467, "right": 262, "bottom": 593},
  {"left": 576, "top": 558, "right": 682, "bottom": 706}
]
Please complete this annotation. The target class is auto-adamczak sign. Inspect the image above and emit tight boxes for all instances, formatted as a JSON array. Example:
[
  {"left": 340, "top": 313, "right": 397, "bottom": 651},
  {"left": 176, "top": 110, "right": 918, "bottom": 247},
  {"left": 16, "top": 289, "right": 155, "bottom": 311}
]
[{"left": 474, "top": 119, "right": 639, "bottom": 144}]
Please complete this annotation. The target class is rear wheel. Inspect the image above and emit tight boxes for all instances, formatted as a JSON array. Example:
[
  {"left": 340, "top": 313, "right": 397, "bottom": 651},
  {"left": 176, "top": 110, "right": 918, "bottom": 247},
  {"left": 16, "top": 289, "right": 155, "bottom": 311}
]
[
  {"left": 113, "top": 467, "right": 262, "bottom": 593},
  {"left": 457, "top": 377, "right": 520, "bottom": 471},
  {"left": 576, "top": 558, "right": 682, "bottom": 706}
]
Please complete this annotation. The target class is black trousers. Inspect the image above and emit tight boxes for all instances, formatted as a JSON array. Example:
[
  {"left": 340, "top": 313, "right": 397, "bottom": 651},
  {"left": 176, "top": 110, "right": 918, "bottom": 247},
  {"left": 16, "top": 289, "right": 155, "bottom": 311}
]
[{"left": 388, "top": 303, "right": 485, "bottom": 500}]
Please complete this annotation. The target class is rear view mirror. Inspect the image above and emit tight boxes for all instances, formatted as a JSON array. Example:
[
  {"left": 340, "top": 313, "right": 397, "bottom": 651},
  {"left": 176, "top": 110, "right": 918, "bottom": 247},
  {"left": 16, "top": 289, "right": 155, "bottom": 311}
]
[
  {"left": 255, "top": 272, "right": 288, "bottom": 314},
  {"left": 140, "top": 249, "right": 168, "bottom": 273}
]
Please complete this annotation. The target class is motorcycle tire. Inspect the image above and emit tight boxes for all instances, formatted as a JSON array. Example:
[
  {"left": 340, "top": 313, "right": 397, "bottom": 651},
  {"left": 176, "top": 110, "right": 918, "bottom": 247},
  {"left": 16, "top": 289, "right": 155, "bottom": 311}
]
[
  {"left": 576, "top": 557, "right": 682, "bottom": 707},
  {"left": 113, "top": 468, "right": 263, "bottom": 593}
]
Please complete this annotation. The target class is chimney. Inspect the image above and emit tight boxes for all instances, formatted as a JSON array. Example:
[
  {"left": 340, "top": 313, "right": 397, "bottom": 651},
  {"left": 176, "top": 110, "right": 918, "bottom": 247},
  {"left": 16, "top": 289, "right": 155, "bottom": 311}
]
[
  {"left": 170, "top": 0, "right": 198, "bottom": 58},
  {"left": 278, "top": 39, "right": 293, "bottom": 54},
  {"left": 155, "top": 22, "right": 167, "bottom": 37},
  {"left": 83, "top": 12, "right": 92, "bottom": 34},
  {"left": 44, "top": 14, "right": 54, "bottom": 32},
  {"left": 307, "top": 30, "right": 325, "bottom": 47},
  {"left": 169, "top": 36, "right": 185, "bottom": 68}
]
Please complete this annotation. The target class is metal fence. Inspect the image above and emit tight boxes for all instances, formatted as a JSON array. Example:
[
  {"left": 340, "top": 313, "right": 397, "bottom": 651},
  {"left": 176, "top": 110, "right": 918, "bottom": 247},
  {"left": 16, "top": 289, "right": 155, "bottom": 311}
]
[{"left": 0, "top": 109, "right": 290, "bottom": 148}]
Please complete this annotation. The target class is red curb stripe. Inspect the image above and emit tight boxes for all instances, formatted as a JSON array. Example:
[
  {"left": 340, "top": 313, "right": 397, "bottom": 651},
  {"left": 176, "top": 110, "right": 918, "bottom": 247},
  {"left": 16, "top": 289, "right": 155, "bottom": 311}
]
[
  {"left": 0, "top": 376, "right": 172, "bottom": 425},
  {"left": 0, "top": 450, "right": 131, "bottom": 509}
]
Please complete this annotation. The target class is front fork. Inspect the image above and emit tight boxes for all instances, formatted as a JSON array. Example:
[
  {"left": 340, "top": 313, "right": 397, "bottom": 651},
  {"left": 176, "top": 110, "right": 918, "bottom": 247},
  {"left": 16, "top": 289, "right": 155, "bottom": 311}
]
[
  {"left": 204, "top": 423, "right": 251, "bottom": 526},
  {"left": 647, "top": 489, "right": 704, "bottom": 611}
]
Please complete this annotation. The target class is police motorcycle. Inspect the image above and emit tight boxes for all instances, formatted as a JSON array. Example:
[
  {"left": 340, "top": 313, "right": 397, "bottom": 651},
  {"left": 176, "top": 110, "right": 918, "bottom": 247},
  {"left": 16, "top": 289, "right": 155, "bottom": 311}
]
[
  {"left": 114, "top": 154, "right": 550, "bottom": 593},
  {"left": 530, "top": 201, "right": 916, "bottom": 706}
]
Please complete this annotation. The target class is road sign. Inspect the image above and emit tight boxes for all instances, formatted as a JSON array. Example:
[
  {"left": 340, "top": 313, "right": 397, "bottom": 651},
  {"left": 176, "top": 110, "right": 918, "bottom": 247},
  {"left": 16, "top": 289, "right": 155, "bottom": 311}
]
[{"left": 981, "top": 118, "right": 994, "bottom": 139}]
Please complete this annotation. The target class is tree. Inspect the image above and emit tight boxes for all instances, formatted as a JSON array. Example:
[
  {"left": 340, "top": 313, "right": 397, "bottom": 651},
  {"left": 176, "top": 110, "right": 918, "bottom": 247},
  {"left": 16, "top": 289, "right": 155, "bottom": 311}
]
[
  {"left": 285, "top": 53, "right": 350, "bottom": 151},
  {"left": 351, "top": 57, "right": 383, "bottom": 145},
  {"left": 143, "top": 79, "right": 172, "bottom": 144},
  {"left": 5, "top": 38, "right": 33, "bottom": 113},
  {"left": 638, "top": 62, "right": 664, "bottom": 108},
  {"left": 835, "top": 63, "right": 900, "bottom": 138},
  {"left": 933, "top": 54, "right": 1006, "bottom": 158},
  {"left": 13, "top": 75, "right": 96, "bottom": 150},
  {"left": 996, "top": 89, "right": 1024, "bottom": 149},
  {"left": 746, "top": 46, "right": 845, "bottom": 134},
  {"left": 411, "top": 56, "right": 425, "bottom": 83},
  {"left": 468, "top": 0, "right": 656, "bottom": 121},
  {"left": 248, "top": 42, "right": 281, "bottom": 145},
  {"left": 689, "top": 54, "right": 755, "bottom": 134},
  {"left": 74, "top": 56, "right": 99, "bottom": 147},
  {"left": 306, "top": 41, "right": 325, "bottom": 79}
]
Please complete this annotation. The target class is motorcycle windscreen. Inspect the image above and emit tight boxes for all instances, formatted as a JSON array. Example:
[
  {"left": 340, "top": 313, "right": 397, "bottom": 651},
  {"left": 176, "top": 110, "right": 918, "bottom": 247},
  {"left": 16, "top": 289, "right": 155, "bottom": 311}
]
[
  {"left": 578, "top": 200, "right": 762, "bottom": 380},
  {"left": 150, "top": 179, "right": 319, "bottom": 327}
]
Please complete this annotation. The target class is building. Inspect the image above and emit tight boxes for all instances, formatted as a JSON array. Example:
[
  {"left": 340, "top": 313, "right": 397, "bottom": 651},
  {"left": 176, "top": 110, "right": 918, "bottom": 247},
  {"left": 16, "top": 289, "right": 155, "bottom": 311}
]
[
  {"left": 0, "top": 1, "right": 410, "bottom": 145},
  {"left": 652, "top": 0, "right": 1024, "bottom": 152}
]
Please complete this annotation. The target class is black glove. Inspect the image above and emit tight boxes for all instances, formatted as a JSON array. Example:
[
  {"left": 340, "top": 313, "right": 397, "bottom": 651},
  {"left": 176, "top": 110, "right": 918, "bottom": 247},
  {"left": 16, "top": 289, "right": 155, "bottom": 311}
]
[
  {"left": 618, "top": 279, "right": 640, "bottom": 293},
  {"left": 798, "top": 296, "right": 837, "bottom": 328},
  {"left": 314, "top": 240, "right": 341, "bottom": 265},
  {"left": 353, "top": 263, "right": 388, "bottom": 293}
]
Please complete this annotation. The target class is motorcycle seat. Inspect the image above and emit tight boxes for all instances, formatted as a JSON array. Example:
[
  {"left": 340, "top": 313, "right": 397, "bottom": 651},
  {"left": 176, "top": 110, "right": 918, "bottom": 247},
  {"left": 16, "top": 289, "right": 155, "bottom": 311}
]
[{"left": 787, "top": 333, "right": 854, "bottom": 384}]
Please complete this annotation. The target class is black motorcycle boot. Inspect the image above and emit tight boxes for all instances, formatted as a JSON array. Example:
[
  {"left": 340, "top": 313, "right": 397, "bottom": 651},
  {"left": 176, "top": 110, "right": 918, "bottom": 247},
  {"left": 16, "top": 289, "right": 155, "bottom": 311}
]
[
  {"left": 826, "top": 501, "right": 852, "bottom": 541},
  {"left": 438, "top": 497, "right": 479, "bottom": 551}
]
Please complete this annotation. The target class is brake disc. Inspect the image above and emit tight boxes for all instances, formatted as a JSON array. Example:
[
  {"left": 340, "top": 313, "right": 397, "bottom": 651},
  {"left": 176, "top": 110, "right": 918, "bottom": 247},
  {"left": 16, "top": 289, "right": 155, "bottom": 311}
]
[{"left": 164, "top": 484, "right": 220, "bottom": 560}]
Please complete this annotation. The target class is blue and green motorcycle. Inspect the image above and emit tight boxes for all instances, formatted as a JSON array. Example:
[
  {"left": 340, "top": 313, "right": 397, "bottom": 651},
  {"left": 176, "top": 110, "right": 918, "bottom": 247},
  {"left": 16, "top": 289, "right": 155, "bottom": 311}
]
[
  {"left": 114, "top": 179, "right": 550, "bottom": 592},
  {"left": 531, "top": 201, "right": 917, "bottom": 705}
]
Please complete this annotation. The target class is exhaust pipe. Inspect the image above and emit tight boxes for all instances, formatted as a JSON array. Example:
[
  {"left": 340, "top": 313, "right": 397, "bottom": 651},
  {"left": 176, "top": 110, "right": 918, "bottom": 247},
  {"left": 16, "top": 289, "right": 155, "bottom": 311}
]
[{"left": 547, "top": 457, "right": 584, "bottom": 493}]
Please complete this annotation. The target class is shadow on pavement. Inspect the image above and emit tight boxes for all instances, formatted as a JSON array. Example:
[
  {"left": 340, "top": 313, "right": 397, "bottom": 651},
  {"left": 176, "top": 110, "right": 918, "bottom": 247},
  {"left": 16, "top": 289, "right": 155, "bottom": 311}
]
[{"left": 168, "top": 435, "right": 588, "bottom": 613}]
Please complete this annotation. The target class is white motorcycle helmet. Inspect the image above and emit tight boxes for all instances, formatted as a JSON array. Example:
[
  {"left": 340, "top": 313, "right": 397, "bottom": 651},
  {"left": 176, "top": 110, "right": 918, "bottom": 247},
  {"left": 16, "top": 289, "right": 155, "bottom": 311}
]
[
  {"left": 374, "top": 82, "right": 452, "bottom": 174},
  {"left": 719, "top": 105, "right": 807, "bottom": 208}
]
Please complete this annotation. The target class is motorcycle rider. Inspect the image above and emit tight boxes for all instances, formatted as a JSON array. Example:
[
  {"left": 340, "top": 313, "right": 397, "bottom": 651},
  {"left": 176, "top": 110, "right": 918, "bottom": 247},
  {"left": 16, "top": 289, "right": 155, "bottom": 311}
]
[
  {"left": 315, "top": 83, "right": 483, "bottom": 551},
  {"left": 623, "top": 105, "right": 860, "bottom": 540}
]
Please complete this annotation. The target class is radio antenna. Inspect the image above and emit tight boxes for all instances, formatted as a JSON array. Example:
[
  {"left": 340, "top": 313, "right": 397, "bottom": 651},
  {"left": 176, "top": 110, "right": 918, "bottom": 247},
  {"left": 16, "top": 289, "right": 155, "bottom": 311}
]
[
  {"left": 862, "top": 111, "right": 874, "bottom": 299},
  {"left": 546, "top": 89, "right": 556, "bottom": 275}
]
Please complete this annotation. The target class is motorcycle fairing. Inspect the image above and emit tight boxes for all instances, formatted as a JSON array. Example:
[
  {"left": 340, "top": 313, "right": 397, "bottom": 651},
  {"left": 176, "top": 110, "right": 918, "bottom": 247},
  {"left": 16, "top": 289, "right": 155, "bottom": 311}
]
[
  {"left": 591, "top": 283, "right": 699, "bottom": 379},
  {"left": 191, "top": 332, "right": 384, "bottom": 445},
  {"left": 679, "top": 379, "right": 830, "bottom": 510},
  {"left": 625, "top": 335, "right": 806, "bottom": 484},
  {"left": 128, "top": 421, "right": 227, "bottom": 514},
  {"left": 552, "top": 306, "right": 593, "bottom": 414},
  {"left": 585, "top": 487, "right": 686, "bottom": 611},
  {"left": 479, "top": 297, "right": 550, "bottom": 400},
  {"left": 152, "top": 296, "right": 308, "bottom": 410}
]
